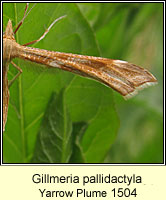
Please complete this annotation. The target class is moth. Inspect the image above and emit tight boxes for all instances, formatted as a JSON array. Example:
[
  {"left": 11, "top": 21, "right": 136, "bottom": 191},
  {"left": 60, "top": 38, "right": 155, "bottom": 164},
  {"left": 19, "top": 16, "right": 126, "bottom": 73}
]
[{"left": 3, "top": 4, "right": 157, "bottom": 132}]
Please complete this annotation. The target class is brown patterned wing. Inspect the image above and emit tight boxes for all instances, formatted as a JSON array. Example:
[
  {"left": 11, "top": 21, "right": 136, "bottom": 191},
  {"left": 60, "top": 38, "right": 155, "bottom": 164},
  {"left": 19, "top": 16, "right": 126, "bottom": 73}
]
[{"left": 19, "top": 47, "right": 157, "bottom": 99}]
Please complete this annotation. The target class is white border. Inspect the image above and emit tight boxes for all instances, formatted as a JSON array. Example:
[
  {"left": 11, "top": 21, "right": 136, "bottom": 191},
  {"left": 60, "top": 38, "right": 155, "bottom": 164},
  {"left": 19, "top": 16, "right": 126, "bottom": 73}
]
[{"left": 1, "top": 1, "right": 165, "bottom": 166}]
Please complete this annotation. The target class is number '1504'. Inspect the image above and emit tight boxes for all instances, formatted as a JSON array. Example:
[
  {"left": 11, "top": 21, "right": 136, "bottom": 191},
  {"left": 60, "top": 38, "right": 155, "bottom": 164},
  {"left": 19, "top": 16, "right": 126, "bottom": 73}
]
[{"left": 111, "top": 188, "right": 137, "bottom": 197}]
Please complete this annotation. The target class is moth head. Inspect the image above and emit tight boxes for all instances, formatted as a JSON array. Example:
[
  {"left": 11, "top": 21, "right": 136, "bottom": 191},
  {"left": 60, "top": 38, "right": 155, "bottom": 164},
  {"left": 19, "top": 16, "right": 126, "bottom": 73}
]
[{"left": 3, "top": 20, "right": 15, "bottom": 40}]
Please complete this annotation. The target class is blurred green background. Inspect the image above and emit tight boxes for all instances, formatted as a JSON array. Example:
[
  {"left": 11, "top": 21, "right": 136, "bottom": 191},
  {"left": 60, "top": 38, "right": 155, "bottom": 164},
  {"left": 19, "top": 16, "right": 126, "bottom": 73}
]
[{"left": 3, "top": 3, "right": 163, "bottom": 163}]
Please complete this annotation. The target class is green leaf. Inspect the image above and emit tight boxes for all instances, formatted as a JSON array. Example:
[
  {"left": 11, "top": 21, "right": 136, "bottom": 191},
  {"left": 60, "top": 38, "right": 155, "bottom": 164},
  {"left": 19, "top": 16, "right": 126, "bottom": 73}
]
[
  {"left": 69, "top": 121, "right": 88, "bottom": 163},
  {"left": 65, "top": 77, "right": 119, "bottom": 163},
  {"left": 32, "top": 80, "right": 119, "bottom": 163},
  {"left": 32, "top": 90, "right": 72, "bottom": 163}
]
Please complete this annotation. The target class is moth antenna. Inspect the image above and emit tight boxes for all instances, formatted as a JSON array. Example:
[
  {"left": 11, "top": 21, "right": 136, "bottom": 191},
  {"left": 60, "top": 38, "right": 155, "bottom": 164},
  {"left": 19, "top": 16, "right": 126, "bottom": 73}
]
[
  {"left": 23, "top": 15, "right": 67, "bottom": 46},
  {"left": 14, "top": 3, "right": 36, "bottom": 34}
]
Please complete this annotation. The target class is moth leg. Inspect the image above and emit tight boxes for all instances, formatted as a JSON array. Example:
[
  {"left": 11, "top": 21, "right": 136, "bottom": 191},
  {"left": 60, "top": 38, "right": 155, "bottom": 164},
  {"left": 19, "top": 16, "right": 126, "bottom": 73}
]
[
  {"left": 23, "top": 15, "right": 66, "bottom": 46},
  {"left": 14, "top": 3, "right": 36, "bottom": 34},
  {"left": 8, "top": 61, "right": 22, "bottom": 88}
]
